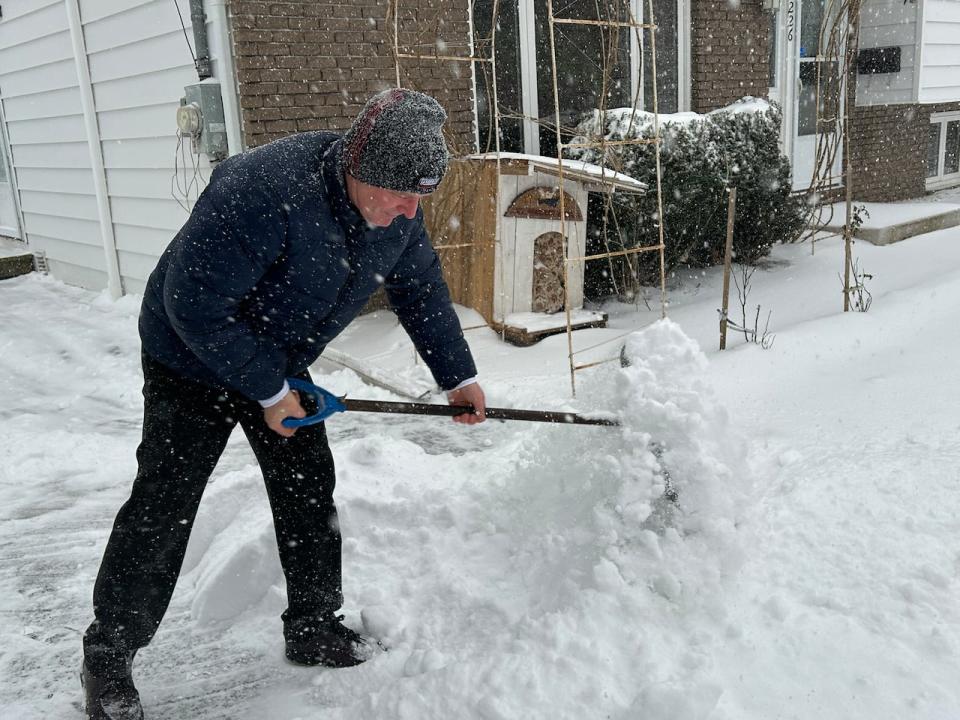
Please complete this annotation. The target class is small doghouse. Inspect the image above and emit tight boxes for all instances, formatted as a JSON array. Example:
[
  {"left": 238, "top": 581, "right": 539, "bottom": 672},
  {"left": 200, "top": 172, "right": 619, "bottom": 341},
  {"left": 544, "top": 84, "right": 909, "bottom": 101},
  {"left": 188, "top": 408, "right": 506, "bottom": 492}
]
[{"left": 422, "top": 152, "right": 646, "bottom": 345}]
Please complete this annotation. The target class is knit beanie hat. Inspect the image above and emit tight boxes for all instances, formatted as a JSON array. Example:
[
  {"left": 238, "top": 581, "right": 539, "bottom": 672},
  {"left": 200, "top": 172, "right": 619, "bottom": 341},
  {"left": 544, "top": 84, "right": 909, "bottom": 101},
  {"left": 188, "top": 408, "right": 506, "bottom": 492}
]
[{"left": 341, "top": 88, "right": 449, "bottom": 195}]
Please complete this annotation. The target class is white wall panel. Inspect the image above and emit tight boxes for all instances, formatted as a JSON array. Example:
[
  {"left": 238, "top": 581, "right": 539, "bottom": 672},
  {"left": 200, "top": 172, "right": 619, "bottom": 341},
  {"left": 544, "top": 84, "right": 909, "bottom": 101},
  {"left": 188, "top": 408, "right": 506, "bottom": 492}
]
[
  {"left": 22, "top": 212, "right": 101, "bottom": 245},
  {"left": 115, "top": 248, "right": 158, "bottom": 290},
  {"left": 0, "top": 0, "right": 233, "bottom": 293},
  {"left": 0, "top": 0, "right": 103, "bottom": 289},
  {"left": 84, "top": 0, "right": 218, "bottom": 290},
  {"left": 919, "top": 0, "right": 960, "bottom": 103},
  {"left": 921, "top": 86, "right": 960, "bottom": 102},
  {"left": 920, "top": 66, "right": 960, "bottom": 88},
  {"left": 92, "top": 65, "right": 201, "bottom": 113},
  {"left": 98, "top": 103, "right": 180, "bottom": 141},
  {"left": 0, "top": 30, "right": 74, "bottom": 73},
  {"left": 78, "top": 0, "right": 155, "bottom": 24},
  {"left": 87, "top": 31, "right": 192, "bottom": 83},
  {"left": 82, "top": 1, "right": 196, "bottom": 53},
  {"left": 106, "top": 167, "right": 186, "bottom": 200},
  {"left": 1, "top": 86, "right": 82, "bottom": 121},
  {"left": 923, "top": 44, "right": 960, "bottom": 66},
  {"left": 0, "top": 2, "right": 67, "bottom": 46},
  {"left": 5, "top": 114, "right": 86, "bottom": 145},
  {"left": 19, "top": 188, "right": 99, "bottom": 221},
  {"left": 15, "top": 167, "right": 97, "bottom": 194},
  {"left": 101, "top": 136, "right": 194, "bottom": 169},
  {"left": 856, "top": 0, "right": 918, "bottom": 106},
  {"left": 31, "top": 233, "right": 109, "bottom": 277},
  {"left": 0, "top": 59, "right": 78, "bottom": 98},
  {"left": 1, "top": 0, "right": 62, "bottom": 22},
  {"left": 112, "top": 221, "right": 182, "bottom": 256},
  {"left": 11, "top": 141, "right": 91, "bottom": 169},
  {"left": 111, "top": 196, "right": 189, "bottom": 232}
]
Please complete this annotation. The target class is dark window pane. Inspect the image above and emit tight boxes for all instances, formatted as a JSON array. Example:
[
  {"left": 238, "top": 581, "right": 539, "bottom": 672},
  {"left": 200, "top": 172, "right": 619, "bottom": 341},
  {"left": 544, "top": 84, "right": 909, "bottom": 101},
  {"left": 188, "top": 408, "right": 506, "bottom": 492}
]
[
  {"left": 797, "top": 61, "right": 838, "bottom": 136},
  {"left": 643, "top": 0, "right": 679, "bottom": 113},
  {"left": 800, "top": 0, "right": 823, "bottom": 58},
  {"left": 535, "top": 0, "right": 633, "bottom": 156},
  {"left": 945, "top": 120, "right": 960, "bottom": 176},
  {"left": 473, "top": 0, "right": 524, "bottom": 153},
  {"left": 797, "top": 63, "right": 819, "bottom": 135},
  {"left": 927, "top": 123, "right": 942, "bottom": 178}
]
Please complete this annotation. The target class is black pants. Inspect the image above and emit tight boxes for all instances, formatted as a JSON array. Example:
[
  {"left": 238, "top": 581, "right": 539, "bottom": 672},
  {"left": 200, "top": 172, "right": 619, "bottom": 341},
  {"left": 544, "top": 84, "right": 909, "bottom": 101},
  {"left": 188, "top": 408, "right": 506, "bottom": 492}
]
[{"left": 83, "top": 353, "right": 342, "bottom": 675}]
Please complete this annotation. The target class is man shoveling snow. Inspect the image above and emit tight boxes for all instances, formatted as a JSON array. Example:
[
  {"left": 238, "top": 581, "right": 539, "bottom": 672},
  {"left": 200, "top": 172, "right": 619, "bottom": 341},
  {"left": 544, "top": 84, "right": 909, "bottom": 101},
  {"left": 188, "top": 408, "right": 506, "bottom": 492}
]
[{"left": 80, "top": 88, "right": 487, "bottom": 720}]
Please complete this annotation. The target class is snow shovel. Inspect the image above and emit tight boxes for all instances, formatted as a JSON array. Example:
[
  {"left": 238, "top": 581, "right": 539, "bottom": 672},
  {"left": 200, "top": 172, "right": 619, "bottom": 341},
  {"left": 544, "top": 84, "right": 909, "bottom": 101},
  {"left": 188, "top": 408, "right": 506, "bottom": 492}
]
[{"left": 281, "top": 378, "right": 619, "bottom": 429}]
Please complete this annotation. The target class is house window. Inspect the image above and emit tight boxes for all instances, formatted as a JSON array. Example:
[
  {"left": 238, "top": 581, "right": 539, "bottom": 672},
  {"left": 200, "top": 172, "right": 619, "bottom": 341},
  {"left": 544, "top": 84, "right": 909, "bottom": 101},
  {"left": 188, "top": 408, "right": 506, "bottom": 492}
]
[
  {"left": 643, "top": 0, "right": 679, "bottom": 115},
  {"left": 473, "top": 0, "right": 680, "bottom": 156},
  {"left": 474, "top": 0, "right": 524, "bottom": 153},
  {"left": 927, "top": 113, "right": 960, "bottom": 189},
  {"left": 533, "top": 0, "right": 633, "bottom": 156}
]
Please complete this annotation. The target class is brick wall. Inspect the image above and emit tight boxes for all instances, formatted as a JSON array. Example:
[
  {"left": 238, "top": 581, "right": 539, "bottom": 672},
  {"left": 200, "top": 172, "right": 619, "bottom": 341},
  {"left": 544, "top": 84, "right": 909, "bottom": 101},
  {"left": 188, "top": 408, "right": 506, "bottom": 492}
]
[
  {"left": 690, "top": 0, "right": 771, "bottom": 113},
  {"left": 849, "top": 101, "right": 960, "bottom": 201},
  {"left": 229, "top": 0, "right": 476, "bottom": 153}
]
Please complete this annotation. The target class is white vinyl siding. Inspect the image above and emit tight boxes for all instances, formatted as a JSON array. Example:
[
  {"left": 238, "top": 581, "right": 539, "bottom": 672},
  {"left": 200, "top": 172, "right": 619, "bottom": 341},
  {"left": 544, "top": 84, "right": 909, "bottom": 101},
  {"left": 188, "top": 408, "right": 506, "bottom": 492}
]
[
  {"left": 82, "top": 0, "right": 216, "bottom": 291},
  {"left": 0, "top": 0, "right": 104, "bottom": 283},
  {"left": 0, "top": 0, "right": 230, "bottom": 292},
  {"left": 919, "top": 0, "right": 960, "bottom": 103},
  {"left": 856, "top": 0, "right": 918, "bottom": 106}
]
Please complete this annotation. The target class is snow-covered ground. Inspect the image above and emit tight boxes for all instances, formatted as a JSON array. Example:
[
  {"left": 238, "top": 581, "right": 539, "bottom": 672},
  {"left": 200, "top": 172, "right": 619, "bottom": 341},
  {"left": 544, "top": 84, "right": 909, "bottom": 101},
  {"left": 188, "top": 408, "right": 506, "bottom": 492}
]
[{"left": 2, "top": 203, "right": 960, "bottom": 719}]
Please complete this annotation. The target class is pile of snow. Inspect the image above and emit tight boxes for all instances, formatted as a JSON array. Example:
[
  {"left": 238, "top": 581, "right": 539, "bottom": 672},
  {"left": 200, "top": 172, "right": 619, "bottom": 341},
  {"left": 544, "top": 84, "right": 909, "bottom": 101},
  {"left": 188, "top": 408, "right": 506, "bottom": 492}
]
[{"left": 181, "top": 320, "right": 749, "bottom": 718}]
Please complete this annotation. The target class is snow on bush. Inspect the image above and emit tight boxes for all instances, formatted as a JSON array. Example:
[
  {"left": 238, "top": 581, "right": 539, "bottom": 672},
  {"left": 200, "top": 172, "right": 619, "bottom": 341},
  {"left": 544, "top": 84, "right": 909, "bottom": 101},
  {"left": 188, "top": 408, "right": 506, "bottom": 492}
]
[{"left": 569, "top": 98, "right": 807, "bottom": 297}]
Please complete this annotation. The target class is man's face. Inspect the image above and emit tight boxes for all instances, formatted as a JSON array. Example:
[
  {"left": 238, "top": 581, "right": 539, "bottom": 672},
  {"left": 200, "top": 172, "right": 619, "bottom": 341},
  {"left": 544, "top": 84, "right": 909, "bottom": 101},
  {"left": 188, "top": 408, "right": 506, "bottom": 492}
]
[{"left": 345, "top": 174, "right": 426, "bottom": 228}]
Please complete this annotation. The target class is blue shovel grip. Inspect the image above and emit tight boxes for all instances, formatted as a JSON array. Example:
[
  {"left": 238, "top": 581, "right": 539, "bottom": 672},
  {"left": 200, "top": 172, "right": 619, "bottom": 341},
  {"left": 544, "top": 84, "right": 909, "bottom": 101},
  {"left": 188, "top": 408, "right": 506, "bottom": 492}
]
[{"left": 281, "top": 378, "right": 347, "bottom": 428}]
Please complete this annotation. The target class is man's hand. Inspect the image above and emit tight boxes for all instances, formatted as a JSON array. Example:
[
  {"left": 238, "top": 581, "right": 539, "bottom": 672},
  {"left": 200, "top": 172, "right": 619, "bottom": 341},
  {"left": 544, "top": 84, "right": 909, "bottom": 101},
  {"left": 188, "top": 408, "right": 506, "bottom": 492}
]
[
  {"left": 264, "top": 390, "right": 306, "bottom": 437},
  {"left": 447, "top": 383, "right": 486, "bottom": 425}
]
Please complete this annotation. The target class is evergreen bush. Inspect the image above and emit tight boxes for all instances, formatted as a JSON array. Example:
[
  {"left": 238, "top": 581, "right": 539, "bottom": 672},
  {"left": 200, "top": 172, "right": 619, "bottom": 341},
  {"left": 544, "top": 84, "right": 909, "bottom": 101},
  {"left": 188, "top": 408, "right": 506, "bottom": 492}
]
[{"left": 569, "top": 98, "right": 807, "bottom": 298}]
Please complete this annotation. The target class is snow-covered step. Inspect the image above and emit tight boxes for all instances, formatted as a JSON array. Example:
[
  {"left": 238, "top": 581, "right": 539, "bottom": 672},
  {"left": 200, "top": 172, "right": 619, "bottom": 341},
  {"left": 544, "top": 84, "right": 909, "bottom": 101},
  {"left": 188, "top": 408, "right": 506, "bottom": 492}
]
[
  {"left": 823, "top": 201, "right": 960, "bottom": 245},
  {"left": 0, "top": 237, "right": 33, "bottom": 280}
]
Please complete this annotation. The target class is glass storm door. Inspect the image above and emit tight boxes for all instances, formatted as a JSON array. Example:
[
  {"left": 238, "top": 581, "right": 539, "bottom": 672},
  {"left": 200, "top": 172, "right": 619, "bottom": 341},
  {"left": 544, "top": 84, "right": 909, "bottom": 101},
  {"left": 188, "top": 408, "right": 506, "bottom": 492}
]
[
  {"left": 0, "top": 117, "right": 20, "bottom": 238},
  {"left": 791, "top": 0, "right": 842, "bottom": 190}
]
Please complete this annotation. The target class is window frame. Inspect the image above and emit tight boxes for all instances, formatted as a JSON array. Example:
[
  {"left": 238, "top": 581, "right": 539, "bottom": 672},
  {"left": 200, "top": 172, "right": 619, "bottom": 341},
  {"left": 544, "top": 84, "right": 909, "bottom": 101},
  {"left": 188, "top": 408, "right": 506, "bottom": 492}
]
[
  {"left": 926, "top": 111, "right": 960, "bottom": 191},
  {"left": 472, "top": 0, "right": 687, "bottom": 156}
]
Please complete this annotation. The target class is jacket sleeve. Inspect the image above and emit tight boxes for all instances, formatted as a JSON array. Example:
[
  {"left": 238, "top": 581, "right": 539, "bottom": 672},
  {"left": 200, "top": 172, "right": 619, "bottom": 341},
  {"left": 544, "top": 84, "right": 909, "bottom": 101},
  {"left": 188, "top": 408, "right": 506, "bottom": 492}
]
[
  {"left": 161, "top": 177, "right": 290, "bottom": 400},
  {"left": 384, "top": 211, "right": 477, "bottom": 390}
]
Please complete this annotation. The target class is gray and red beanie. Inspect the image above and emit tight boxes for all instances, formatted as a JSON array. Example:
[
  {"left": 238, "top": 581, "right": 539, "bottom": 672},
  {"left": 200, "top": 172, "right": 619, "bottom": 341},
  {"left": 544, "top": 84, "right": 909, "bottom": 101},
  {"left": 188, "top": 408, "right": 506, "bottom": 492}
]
[{"left": 341, "top": 88, "right": 449, "bottom": 195}]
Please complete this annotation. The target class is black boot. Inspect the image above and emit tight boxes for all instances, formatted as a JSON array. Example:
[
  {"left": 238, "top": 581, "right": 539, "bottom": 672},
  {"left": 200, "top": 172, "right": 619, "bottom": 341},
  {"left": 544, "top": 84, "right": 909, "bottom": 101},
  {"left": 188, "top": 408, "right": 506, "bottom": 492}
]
[
  {"left": 81, "top": 660, "right": 143, "bottom": 720},
  {"left": 284, "top": 613, "right": 370, "bottom": 667}
]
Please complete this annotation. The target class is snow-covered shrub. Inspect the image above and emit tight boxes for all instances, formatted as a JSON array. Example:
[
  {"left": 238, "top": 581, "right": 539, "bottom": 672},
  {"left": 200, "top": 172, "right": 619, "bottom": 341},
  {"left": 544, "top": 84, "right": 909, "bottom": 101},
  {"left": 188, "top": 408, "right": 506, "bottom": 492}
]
[{"left": 569, "top": 98, "right": 807, "bottom": 297}]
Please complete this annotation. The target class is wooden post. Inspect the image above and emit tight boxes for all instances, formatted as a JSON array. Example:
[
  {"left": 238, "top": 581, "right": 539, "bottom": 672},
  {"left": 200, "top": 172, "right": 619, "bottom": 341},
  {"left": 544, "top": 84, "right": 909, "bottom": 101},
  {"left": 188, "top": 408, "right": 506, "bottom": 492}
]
[
  {"left": 842, "top": 0, "right": 860, "bottom": 312},
  {"left": 719, "top": 186, "right": 737, "bottom": 350}
]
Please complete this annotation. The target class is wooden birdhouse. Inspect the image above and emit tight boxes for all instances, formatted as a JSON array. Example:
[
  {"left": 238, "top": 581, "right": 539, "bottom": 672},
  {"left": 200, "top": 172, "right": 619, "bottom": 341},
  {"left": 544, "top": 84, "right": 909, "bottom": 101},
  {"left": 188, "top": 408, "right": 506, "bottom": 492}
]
[{"left": 421, "top": 152, "right": 646, "bottom": 345}]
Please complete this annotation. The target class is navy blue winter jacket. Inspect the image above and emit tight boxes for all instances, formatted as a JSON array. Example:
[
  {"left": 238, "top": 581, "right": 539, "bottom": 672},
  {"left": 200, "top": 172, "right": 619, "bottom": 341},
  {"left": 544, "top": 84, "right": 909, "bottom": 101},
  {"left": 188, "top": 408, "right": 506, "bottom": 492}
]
[{"left": 139, "top": 132, "right": 476, "bottom": 400}]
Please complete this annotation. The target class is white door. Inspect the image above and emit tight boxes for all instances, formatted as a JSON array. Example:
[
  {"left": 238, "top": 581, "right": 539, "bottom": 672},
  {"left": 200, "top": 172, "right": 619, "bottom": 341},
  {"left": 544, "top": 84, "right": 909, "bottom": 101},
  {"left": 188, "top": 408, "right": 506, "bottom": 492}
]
[
  {"left": 0, "top": 118, "right": 20, "bottom": 239},
  {"left": 787, "top": 0, "right": 843, "bottom": 190}
]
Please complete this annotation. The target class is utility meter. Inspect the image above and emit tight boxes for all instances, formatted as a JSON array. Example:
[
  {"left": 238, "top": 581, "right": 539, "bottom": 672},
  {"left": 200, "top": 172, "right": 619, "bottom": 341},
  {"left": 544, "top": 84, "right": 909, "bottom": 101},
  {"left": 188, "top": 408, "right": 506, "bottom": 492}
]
[
  {"left": 176, "top": 102, "right": 202, "bottom": 138},
  {"left": 176, "top": 80, "right": 228, "bottom": 160}
]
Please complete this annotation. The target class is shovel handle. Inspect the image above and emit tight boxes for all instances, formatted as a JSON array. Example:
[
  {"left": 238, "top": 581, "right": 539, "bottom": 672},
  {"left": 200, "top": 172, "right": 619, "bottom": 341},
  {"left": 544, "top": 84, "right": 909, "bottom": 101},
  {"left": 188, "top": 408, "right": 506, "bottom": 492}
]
[
  {"left": 281, "top": 378, "right": 347, "bottom": 428},
  {"left": 281, "top": 379, "right": 620, "bottom": 427}
]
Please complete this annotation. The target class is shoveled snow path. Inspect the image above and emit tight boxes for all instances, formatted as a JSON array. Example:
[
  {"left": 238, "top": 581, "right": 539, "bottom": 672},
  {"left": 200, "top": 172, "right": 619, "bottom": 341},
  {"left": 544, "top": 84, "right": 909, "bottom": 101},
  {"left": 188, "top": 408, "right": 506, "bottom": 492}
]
[{"left": 0, "top": 276, "right": 504, "bottom": 719}]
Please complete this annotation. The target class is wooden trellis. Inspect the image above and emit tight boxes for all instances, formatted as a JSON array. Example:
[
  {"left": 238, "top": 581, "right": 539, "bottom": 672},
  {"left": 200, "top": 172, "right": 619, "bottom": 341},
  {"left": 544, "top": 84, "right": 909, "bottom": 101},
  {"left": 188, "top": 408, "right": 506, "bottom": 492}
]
[{"left": 388, "top": 0, "right": 668, "bottom": 396}]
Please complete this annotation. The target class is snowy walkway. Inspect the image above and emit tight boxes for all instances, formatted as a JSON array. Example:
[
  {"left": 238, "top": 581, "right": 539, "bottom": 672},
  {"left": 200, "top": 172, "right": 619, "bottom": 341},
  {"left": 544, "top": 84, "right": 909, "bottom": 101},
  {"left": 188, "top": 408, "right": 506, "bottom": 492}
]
[{"left": 2, "top": 224, "right": 960, "bottom": 719}]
